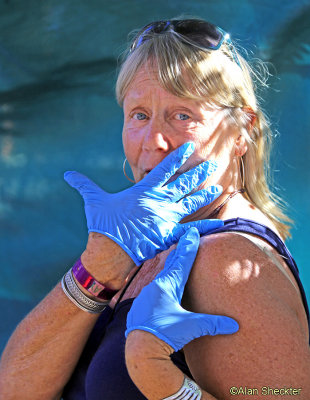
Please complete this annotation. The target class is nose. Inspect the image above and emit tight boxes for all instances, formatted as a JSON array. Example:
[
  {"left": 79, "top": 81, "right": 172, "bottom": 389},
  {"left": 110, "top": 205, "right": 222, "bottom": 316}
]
[{"left": 141, "top": 119, "right": 170, "bottom": 153}]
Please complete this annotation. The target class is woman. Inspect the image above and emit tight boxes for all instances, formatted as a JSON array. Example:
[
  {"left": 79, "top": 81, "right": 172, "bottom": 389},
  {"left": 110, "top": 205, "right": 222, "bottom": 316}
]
[{"left": 0, "top": 18, "right": 309, "bottom": 400}]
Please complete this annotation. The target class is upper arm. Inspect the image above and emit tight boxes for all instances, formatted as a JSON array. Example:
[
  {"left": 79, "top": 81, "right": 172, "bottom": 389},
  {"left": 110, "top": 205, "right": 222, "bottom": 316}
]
[{"left": 182, "top": 233, "right": 310, "bottom": 400}]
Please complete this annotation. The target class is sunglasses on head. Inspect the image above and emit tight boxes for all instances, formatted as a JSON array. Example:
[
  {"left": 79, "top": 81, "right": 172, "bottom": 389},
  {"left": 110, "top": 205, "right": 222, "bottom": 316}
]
[{"left": 130, "top": 19, "right": 241, "bottom": 68}]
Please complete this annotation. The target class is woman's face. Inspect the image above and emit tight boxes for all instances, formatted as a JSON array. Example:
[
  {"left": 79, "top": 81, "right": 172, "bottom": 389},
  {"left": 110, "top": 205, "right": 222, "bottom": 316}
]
[{"left": 122, "top": 65, "right": 240, "bottom": 191}]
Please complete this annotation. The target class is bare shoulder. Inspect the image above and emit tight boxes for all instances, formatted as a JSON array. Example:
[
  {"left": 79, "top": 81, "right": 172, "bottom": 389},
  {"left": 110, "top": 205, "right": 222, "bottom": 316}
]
[{"left": 182, "top": 232, "right": 310, "bottom": 399}]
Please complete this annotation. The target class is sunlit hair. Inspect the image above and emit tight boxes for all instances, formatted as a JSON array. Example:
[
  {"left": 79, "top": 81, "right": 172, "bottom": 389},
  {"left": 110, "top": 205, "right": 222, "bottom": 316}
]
[{"left": 115, "top": 21, "right": 292, "bottom": 239}]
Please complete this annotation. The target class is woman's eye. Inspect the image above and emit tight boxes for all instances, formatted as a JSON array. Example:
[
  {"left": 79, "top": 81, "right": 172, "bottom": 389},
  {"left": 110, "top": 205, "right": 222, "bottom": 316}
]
[
  {"left": 133, "top": 112, "right": 147, "bottom": 120},
  {"left": 176, "top": 113, "right": 190, "bottom": 121}
]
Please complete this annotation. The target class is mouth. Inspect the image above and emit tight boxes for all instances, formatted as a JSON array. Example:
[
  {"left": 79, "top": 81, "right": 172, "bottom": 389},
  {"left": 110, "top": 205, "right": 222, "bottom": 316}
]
[
  {"left": 143, "top": 168, "right": 181, "bottom": 185},
  {"left": 143, "top": 169, "right": 152, "bottom": 178}
]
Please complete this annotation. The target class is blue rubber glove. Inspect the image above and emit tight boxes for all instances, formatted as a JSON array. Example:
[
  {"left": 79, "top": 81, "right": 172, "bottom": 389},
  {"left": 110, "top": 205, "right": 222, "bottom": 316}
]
[
  {"left": 125, "top": 228, "right": 239, "bottom": 351},
  {"left": 64, "top": 142, "right": 223, "bottom": 266}
]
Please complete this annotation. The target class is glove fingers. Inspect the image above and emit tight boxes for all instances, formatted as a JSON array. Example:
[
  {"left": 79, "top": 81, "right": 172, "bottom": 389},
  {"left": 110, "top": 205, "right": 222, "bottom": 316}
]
[
  {"left": 155, "top": 228, "right": 200, "bottom": 300},
  {"left": 177, "top": 219, "right": 224, "bottom": 238},
  {"left": 166, "top": 222, "right": 223, "bottom": 300},
  {"left": 179, "top": 185, "right": 223, "bottom": 214},
  {"left": 191, "top": 313, "right": 239, "bottom": 336},
  {"left": 144, "top": 142, "right": 194, "bottom": 188},
  {"left": 64, "top": 171, "right": 104, "bottom": 199},
  {"left": 165, "top": 161, "right": 218, "bottom": 201}
]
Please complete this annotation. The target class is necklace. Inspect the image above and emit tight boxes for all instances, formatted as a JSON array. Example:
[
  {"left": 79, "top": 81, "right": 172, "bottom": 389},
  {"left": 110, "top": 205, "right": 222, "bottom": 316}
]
[{"left": 206, "top": 188, "right": 245, "bottom": 219}]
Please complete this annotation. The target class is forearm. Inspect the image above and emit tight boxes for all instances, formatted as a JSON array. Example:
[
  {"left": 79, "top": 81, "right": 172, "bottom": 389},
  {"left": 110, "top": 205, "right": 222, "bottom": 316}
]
[
  {"left": 125, "top": 331, "right": 217, "bottom": 400},
  {"left": 0, "top": 283, "right": 100, "bottom": 400},
  {"left": 0, "top": 235, "right": 135, "bottom": 400}
]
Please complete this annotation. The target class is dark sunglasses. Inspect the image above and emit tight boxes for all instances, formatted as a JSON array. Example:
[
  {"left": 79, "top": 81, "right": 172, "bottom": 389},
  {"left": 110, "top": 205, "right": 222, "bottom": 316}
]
[{"left": 130, "top": 19, "right": 241, "bottom": 68}]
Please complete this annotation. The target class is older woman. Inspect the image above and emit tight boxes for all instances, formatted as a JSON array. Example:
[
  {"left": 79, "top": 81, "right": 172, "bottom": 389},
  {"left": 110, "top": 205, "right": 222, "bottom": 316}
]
[{"left": 0, "top": 18, "right": 309, "bottom": 400}]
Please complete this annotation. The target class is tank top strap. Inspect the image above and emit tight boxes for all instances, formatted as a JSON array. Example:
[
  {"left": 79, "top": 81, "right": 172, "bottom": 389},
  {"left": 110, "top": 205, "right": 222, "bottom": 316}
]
[{"left": 214, "top": 218, "right": 291, "bottom": 260}]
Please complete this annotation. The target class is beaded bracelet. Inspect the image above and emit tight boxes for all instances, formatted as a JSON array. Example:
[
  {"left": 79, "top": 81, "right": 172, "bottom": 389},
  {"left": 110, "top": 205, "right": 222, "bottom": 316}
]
[{"left": 61, "top": 268, "right": 108, "bottom": 314}]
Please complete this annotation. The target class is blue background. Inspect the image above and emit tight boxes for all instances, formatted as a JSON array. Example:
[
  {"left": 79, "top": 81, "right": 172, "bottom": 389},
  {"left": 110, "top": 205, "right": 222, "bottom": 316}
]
[{"left": 1, "top": 0, "right": 309, "bottom": 353}]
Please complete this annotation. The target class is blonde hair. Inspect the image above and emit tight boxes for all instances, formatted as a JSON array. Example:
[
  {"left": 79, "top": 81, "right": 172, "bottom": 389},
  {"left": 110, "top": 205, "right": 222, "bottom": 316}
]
[{"left": 115, "top": 22, "right": 292, "bottom": 239}]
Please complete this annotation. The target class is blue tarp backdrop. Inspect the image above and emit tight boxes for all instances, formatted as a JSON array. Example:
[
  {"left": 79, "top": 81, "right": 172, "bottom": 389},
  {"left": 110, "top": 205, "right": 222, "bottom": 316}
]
[{"left": 0, "top": 0, "right": 310, "bottom": 353}]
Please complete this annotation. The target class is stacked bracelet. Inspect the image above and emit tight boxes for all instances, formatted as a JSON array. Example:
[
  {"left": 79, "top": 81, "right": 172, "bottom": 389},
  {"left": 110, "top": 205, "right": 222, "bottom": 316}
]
[
  {"left": 72, "top": 258, "right": 118, "bottom": 301},
  {"left": 162, "top": 376, "right": 202, "bottom": 400},
  {"left": 61, "top": 268, "right": 108, "bottom": 314}
]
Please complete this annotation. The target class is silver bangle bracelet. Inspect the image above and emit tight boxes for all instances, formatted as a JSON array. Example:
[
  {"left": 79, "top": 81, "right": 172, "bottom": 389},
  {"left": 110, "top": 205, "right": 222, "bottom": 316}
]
[
  {"left": 162, "top": 376, "right": 202, "bottom": 400},
  {"left": 61, "top": 268, "right": 108, "bottom": 314}
]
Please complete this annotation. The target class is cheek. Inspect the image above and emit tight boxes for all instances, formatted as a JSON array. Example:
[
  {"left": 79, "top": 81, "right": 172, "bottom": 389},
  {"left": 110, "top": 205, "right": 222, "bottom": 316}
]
[
  {"left": 187, "top": 134, "right": 214, "bottom": 161},
  {"left": 197, "top": 126, "right": 233, "bottom": 162},
  {"left": 122, "top": 127, "right": 130, "bottom": 150},
  {"left": 122, "top": 120, "right": 144, "bottom": 143},
  {"left": 122, "top": 126, "right": 141, "bottom": 166}
]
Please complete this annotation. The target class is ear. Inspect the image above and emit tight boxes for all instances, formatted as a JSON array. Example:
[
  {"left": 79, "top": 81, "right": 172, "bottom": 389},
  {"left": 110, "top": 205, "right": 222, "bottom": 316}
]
[
  {"left": 235, "top": 134, "right": 248, "bottom": 157},
  {"left": 242, "top": 106, "right": 257, "bottom": 131}
]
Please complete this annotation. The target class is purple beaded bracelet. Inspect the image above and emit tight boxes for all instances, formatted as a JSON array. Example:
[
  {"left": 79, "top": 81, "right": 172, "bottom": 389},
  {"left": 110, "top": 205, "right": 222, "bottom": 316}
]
[{"left": 72, "top": 258, "right": 118, "bottom": 301}]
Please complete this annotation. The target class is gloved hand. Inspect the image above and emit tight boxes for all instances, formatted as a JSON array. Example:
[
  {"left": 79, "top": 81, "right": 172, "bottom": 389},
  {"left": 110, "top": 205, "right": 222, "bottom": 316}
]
[
  {"left": 64, "top": 142, "right": 223, "bottom": 266},
  {"left": 125, "top": 228, "right": 239, "bottom": 351}
]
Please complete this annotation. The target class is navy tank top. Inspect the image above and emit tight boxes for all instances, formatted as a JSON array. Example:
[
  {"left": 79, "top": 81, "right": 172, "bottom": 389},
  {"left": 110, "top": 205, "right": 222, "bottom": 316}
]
[{"left": 62, "top": 218, "right": 309, "bottom": 400}]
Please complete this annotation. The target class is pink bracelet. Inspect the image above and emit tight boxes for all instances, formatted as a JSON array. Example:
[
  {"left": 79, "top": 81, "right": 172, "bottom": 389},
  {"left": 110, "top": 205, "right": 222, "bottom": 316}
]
[{"left": 72, "top": 258, "right": 118, "bottom": 301}]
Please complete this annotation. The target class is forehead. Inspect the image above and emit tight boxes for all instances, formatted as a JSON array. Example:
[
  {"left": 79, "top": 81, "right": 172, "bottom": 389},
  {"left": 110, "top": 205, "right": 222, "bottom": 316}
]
[
  {"left": 127, "top": 66, "right": 160, "bottom": 94},
  {"left": 123, "top": 64, "right": 203, "bottom": 108}
]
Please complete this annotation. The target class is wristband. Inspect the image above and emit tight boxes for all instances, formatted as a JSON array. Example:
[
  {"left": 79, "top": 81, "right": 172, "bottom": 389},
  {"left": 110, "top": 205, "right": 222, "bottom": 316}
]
[{"left": 72, "top": 258, "right": 118, "bottom": 300}]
